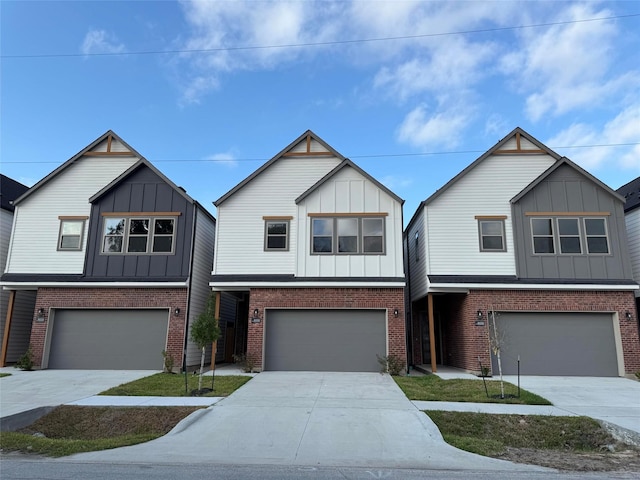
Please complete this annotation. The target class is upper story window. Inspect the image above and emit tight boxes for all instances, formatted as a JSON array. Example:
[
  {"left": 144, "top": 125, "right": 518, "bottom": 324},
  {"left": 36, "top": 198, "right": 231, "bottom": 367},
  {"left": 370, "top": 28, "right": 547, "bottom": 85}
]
[
  {"left": 102, "top": 215, "right": 177, "bottom": 254},
  {"left": 311, "top": 215, "right": 386, "bottom": 255},
  {"left": 57, "top": 217, "right": 87, "bottom": 251},
  {"left": 264, "top": 218, "right": 290, "bottom": 251},
  {"left": 477, "top": 218, "right": 506, "bottom": 252},
  {"left": 530, "top": 216, "right": 609, "bottom": 255},
  {"left": 415, "top": 231, "right": 420, "bottom": 262}
]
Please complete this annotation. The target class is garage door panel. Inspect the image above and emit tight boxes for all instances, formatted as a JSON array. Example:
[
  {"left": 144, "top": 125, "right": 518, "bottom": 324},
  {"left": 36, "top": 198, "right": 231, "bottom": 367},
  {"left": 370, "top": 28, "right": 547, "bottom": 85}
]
[
  {"left": 490, "top": 312, "right": 618, "bottom": 376},
  {"left": 265, "top": 309, "right": 386, "bottom": 372},
  {"left": 48, "top": 309, "right": 168, "bottom": 370}
]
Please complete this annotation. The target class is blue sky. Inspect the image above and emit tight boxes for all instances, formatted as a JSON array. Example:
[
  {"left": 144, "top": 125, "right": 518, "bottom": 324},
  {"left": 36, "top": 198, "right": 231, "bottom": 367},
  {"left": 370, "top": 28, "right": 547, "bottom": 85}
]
[{"left": 1, "top": 1, "right": 639, "bottom": 222}]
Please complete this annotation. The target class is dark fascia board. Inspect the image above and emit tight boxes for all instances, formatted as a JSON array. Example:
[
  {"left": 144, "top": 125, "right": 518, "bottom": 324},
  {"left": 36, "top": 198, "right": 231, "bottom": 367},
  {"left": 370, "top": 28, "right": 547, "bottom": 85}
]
[
  {"left": 428, "top": 275, "right": 638, "bottom": 286},
  {"left": 0, "top": 174, "right": 29, "bottom": 212},
  {"left": 510, "top": 156, "right": 625, "bottom": 204},
  {"left": 616, "top": 176, "right": 640, "bottom": 213},
  {"left": 295, "top": 159, "right": 404, "bottom": 205},
  {"left": 0, "top": 273, "right": 188, "bottom": 283},
  {"left": 214, "top": 130, "right": 346, "bottom": 207},
  {"left": 404, "top": 127, "right": 562, "bottom": 235},
  {"left": 13, "top": 130, "right": 144, "bottom": 206}
]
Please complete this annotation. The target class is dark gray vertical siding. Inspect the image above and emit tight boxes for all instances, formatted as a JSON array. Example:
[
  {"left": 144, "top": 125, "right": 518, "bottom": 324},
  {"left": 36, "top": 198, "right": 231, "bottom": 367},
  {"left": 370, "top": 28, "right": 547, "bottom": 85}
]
[
  {"left": 84, "top": 166, "right": 193, "bottom": 279},
  {"left": 513, "top": 164, "right": 633, "bottom": 280}
]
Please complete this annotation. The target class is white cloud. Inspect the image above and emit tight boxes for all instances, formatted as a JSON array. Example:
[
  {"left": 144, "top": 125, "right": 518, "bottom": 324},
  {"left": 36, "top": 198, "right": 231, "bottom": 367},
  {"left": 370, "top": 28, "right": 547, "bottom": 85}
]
[
  {"left": 81, "top": 29, "right": 126, "bottom": 55},
  {"left": 206, "top": 152, "right": 238, "bottom": 168},
  {"left": 396, "top": 103, "right": 471, "bottom": 149},
  {"left": 546, "top": 104, "right": 640, "bottom": 171},
  {"left": 379, "top": 174, "right": 413, "bottom": 191}
]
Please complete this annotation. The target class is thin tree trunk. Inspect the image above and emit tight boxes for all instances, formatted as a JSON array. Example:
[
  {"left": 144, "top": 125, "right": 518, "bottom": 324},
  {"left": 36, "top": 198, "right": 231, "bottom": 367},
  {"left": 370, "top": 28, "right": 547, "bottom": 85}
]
[{"left": 198, "top": 346, "right": 205, "bottom": 391}]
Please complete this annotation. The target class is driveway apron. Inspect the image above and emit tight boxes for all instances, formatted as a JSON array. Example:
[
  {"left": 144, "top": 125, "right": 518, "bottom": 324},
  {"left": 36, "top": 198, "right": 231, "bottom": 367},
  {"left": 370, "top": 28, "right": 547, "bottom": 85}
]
[{"left": 71, "top": 372, "right": 546, "bottom": 470}]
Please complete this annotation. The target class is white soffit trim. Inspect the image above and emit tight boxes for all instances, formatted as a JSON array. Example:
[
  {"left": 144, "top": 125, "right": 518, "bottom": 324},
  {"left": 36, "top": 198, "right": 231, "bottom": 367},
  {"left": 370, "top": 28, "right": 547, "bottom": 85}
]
[
  {"left": 428, "top": 283, "right": 639, "bottom": 292},
  {"left": 1, "top": 282, "right": 188, "bottom": 290},
  {"left": 210, "top": 281, "right": 406, "bottom": 290}
]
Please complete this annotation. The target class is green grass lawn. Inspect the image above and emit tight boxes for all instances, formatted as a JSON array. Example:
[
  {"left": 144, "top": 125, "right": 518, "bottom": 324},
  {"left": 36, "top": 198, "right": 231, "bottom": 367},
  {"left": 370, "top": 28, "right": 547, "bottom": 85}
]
[
  {"left": 99, "top": 373, "right": 251, "bottom": 397},
  {"left": 395, "top": 374, "right": 550, "bottom": 404},
  {"left": 0, "top": 373, "right": 11, "bottom": 378}
]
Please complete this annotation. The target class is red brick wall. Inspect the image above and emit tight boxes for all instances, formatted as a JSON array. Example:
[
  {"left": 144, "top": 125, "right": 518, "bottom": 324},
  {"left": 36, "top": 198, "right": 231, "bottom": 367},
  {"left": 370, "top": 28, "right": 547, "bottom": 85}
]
[
  {"left": 247, "top": 287, "right": 405, "bottom": 371},
  {"left": 440, "top": 289, "right": 640, "bottom": 375},
  {"left": 30, "top": 288, "right": 188, "bottom": 369}
]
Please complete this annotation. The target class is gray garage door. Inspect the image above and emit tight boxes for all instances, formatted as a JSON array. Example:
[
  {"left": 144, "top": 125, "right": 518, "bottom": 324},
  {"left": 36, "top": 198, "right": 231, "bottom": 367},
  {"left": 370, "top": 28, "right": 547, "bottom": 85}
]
[
  {"left": 490, "top": 312, "right": 618, "bottom": 376},
  {"left": 264, "top": 309, "right": 386, "bottom": 372},
  {"left": 48, "top": 309, "right": 169, "bottom": 369}
]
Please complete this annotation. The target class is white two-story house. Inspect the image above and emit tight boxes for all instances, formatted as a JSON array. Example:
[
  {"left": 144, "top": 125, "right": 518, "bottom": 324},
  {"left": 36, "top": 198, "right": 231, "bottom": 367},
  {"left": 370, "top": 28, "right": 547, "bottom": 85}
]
[
  {"left": 210, "top": 130, "right": 406, "bottom": 372},
  {"left": 405, "top": 127, "right": 639, "bottom": 377}
]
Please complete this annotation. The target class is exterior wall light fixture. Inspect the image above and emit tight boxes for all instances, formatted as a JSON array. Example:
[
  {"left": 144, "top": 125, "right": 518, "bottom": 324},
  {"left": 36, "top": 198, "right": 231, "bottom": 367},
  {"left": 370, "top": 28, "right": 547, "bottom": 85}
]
[
  {"left": 393, "top": 309, "right": 399, "bottom": 317},
  {"left": 626, "top": 311, "right": 633, "bottom": 321},
  {"left": 475, "top": 310, "right": 485, "bottom": 326},
  {"left": 36, "top": 308, "right": 45, "bottom": 322},
  {"left": 174, "top": 307, "right": 180, "bottom": 316}
]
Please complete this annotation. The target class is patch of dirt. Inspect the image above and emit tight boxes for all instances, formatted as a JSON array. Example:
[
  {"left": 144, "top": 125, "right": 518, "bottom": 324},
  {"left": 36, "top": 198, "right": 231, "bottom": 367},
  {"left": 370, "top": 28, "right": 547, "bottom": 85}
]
[
  {"left": 18, "top": 405, "right": 202, "bottom": 440},
  {"left": 496, "top": 446, "right": 640, "bottom": 472}
]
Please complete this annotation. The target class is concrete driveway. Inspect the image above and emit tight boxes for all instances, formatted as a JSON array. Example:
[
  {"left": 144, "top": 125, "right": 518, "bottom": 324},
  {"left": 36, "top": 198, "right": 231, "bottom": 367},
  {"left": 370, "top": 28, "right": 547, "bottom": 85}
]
[
  {"left": 504, "top": 375, "right": 640, "bottom": 434},
  {"left": 0, "top": 367, "right": 154, "bottom": 418},
  {"left": 71, "top": 372, "right": 546, "bottom": 470}
]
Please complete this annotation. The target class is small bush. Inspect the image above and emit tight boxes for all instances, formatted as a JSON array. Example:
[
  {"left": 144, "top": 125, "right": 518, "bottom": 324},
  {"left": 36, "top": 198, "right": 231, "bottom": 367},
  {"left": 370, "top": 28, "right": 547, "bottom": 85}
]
[
  {"left": 232, "top": 353, "right": 255, "bottom": 373},
  {"left": 376, "top": 354, "right": 406, "bottom": 376},
  {"left": 161, "top": 350, "right": 175, "bottom": 373},
  {"left": 15, "top": 346, "right": 34, "bottom": 371}
]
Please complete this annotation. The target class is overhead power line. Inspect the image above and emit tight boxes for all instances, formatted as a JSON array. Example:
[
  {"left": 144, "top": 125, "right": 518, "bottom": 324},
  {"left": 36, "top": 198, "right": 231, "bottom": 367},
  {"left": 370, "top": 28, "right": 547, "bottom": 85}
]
[
  {"left": 2, "top": 13, "right": 638, "bottom": 59},
  {"left": 2, "top": 142, "right": 638, "bottom": 164}
]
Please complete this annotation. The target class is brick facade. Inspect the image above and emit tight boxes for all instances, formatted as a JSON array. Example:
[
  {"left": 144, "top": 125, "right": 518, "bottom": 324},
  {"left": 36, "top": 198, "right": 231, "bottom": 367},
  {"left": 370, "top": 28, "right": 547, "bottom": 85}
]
[
  {"left": 30, "top": 287, "right": 188, "bottom": 368},
  {"left": 247, "top": 287, "right": 406, "bottom": 371},
  {"left": 412, "top": 289, "right": 640, "bottom": 375}
]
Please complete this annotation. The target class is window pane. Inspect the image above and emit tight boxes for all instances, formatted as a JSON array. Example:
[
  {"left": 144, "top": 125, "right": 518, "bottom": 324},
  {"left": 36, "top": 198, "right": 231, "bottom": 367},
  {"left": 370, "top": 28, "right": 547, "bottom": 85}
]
[
  {"left": 363, "top": 236, "right": 383, "bottom": 253},
  {"left": 128, "top": 236, "right": 148, "bottom": 252},
  {"left": 481, "top": 221, "right": 502, "bottom": 236},
  {"left": 104, "top": 218, "right": 125, "bottom": 235},
  {"left": 482, "top": 236, "right": 503, "bottom": 250},
  {"left": 337, "top": 218, "right": 358, "bottom": 236},
  {"left": 587, "top": 237, "right": 609, "bottom": 254},
  {"left": 585, "top": 219, "right": 605, "bottom": 235},
  {"left": 61, "top": 221, "right": 83, "bottom": 235},
  {"left": 558, "top": 219, "right": 579, "bottom": 235},
  {"left": 362, "top": 218, "right": 383, "bottom": 236},
  {"left": 560, "top": 237, "right": 581, "bottom": 254},
  {"left": 60, "top": 236, "right": 80, "bottom": 249},
  {"left": 338, "top": 236, "right": 357, "bottom": 253},
  {"left": 267, "top": 222, "right": 287, "bottom": 235},
  {"left": 152, "top": 236, "right": 173, "bottom": 253},
  {"left": 103, "top": 236, "right": 123, "bottom": 253},
  {"left": 532, "top": 219, "right": 552, "bottom": 235},
  {"left": 267, "top": 236, "right": 287, "bottom": 249},
  {"left": 313, "top": 218, "right": 332, "bottom": 236},
  {"left": 533, "top": 237, "right": 554, "bottom": 254},
  {"left": 129, "top": 219, "right": 149, "bottom": 234},
  {"left": 313, "top": 237, "right": 332, "bottom": 253},
  {"left": 155, "top": 219, "right": 174, "bottom": 235}
]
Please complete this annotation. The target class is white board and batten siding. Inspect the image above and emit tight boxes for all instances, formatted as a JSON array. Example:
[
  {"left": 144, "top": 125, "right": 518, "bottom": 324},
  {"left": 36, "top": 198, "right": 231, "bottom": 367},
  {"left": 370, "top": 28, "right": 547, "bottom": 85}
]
[
  {"left": 426, "top": 153, "right": 556, "bottom": 276},
  {"left": 624, "top": 209, "right": 640, "bottom": 297},
  {"left": 185, "top": 208, "right": 216, "bottom": 365},
  {"left": 405, "top": 209, "right": 428, "bottom": 301},
  {"left": 296, "top": 167, "right": 404, "bottom": 278},
  {"left": 6, "top": 142, "right": 139, "bottom": 274},
  {"left": 213, "top": 154, "right": 341, "bottom": 275}
]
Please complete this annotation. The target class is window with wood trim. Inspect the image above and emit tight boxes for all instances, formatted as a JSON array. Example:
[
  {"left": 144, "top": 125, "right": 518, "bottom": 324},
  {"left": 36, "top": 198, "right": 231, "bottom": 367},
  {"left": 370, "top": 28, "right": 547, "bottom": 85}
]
[
  {"left": 530, "top": 216, "right": 610, "bottom": 255},
  {"left": 58, "top": 219, "right": 85, "bottom": 251},
  {"left": 478, "top": 220, "right": 506, "bottom": 252},
  {"left": 264, "top": 220, "right": 289, "bottom": 251},
  {"left": 311, "top": 216, "right": 385, "bottom": 255},
  {"left": 102, "top": 216, "right": 176, "bottom": 254},
  {"left": 531, "top": 218, "right": 555, "bottom": 254},
  {"left": 557, "top": 218, "right": 582, "bottom": 254},
  {"left": 584, "top": 218, "right": 609, "bottom": 254}
]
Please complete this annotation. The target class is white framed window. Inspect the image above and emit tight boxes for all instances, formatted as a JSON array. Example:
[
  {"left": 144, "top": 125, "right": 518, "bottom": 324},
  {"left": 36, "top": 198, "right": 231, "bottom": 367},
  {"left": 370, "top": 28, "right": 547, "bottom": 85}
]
[
  {"left": 311, "top": 216, "right": 385, "bottom": 255},
  {"left": 478, "top": 220, "right": 506, "bottom": 252},
  {"left": 531, "top": 218, "right": 555, "bottom": 254},
  {"left": 584, "top": 218, "right": 609, "bottom": 254},
  {"left": 264, "top": 220, "right": 289, "bottom": 251},
  {"left": 557, "top": 218, "right": 582, "bottom": 254},
  {"left": 57, "top": 218, "right": 86, "bottom": 251},
  {"left": 102, "top": 216, "right": 176, "bottom": 254}
]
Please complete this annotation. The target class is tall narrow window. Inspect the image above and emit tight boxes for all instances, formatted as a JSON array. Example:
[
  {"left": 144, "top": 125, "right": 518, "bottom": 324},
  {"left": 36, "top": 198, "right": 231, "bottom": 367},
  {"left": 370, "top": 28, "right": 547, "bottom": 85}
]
[
  {"left": 584, "top": 218, "right": 609, "bottom": 254},
  {"left": 152, "top": 218, "right": 175, "bottom": 253},
  {"left": 415, "top": 231, "right": 419, "bottom": 262},
  {"left": 337, "top": 218, "right": 358, "bottom": 253},
  {"left": 128, "top": 219, "right": 149, "bottom": 252},
  {"left": 264, "top": 220, "right": 289, "bottom": 251},
  {"left": 312, "top": 218, "right": 333, "bottom": 253},
  {"left": 362, "top": 218, "right": 384, "bottom": 253},
  {"left": 478, "top": 220, "right": 505, "bottom": 252},
  {"left": 103, "top": 218, "right": 126, "bottom": 253},
  {"left": 532, "top": 218, "right": 554, "bottom": 254},
  {"left": 557, "top": 218, "right": 581, "bottom": 254},
  {"left": 58, "top": 219, "right": 85, "bottom": 251}
]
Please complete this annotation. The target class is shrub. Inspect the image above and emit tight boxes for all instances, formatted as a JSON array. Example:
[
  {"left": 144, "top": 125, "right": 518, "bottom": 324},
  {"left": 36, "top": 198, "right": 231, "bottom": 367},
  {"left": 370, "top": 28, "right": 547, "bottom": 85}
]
[
  {"left": 232, "top": 353, "right": 255, "bottom": 373},
  {"left": 161, "top": 350, "right": 175, "bottom": 373},
  {"left": 15, "top": 346, "right": 34, "bottom": 371},
  {"left": 377, "top": 354, "right": 406, "bottom": 376}
]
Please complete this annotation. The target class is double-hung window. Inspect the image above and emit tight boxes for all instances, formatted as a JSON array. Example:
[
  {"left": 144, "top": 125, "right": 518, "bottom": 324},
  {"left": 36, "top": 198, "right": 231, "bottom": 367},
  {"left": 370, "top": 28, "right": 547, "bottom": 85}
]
[
  {"left": 57, "top": 217, "right": 87, "bottom": 251},
  {"left": 531, "top": 218, "right": 555, "bottom": 254},
  {"left": 477, "top": 218, "right": 506, "bottom": 252},
  {"left": 529, "top": 215, "right": 610, "bottom": 255},
  {"left": 557, "top": 218, "right": 581, "bottom": 254},
  {"left": 584, "top": 218, "right": 609, "bottom": 254},
  {"left": 311, "top": 215, "right": 385, "bottom": 255},
  {"left": 102, "top": 215, "right": 177, "bottom": 254},
  {"left": 264, "top": 218, "right": 290, "bottom": 251}
]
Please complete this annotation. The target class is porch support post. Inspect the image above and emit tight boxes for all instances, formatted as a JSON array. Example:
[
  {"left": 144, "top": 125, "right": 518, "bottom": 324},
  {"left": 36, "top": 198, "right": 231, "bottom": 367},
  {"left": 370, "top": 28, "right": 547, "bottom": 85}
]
[
  {"left": 211, "top": 292, "right": 221, "bottom": 371},
  {"left": 1, "top": 291, "right": 16, "bottom": 367},
  {"left": 428, "top": 293, "right": 437, "bottom": 373}
]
